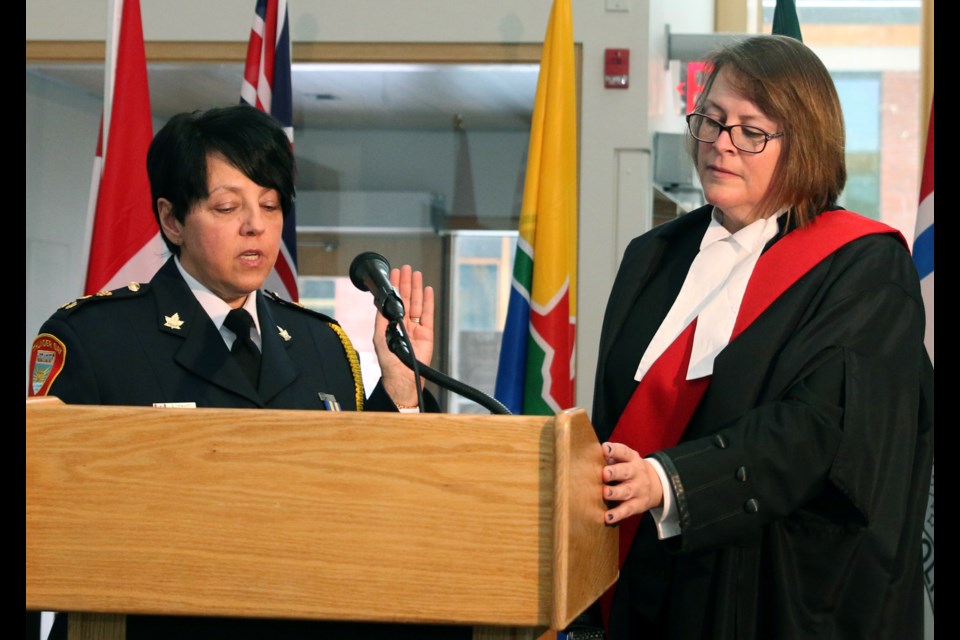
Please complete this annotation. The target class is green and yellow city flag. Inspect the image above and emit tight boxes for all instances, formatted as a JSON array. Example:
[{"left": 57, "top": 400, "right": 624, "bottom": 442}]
[
  {"left": 772, "top": 0, "right": 803, "bottom": 40},
  {"left": 494, "top": 0, "right": 577, "bottom": 415}
]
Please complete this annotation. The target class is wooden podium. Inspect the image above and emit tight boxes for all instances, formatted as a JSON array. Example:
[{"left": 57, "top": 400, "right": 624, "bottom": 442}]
[{"left": 26, "top": 398, "right": 617, "bottom": 639}]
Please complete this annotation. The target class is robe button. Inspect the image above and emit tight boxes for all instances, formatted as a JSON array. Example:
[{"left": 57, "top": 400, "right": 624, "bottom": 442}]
[
  {"left": 735, "top": 467, "right": 748, "bottom": 482},
  {"left": 744, "top": 498, "right": 760, "bottom": 514},
  {"left": 713, "top": 434, "right": 728, "bottom": 449}
]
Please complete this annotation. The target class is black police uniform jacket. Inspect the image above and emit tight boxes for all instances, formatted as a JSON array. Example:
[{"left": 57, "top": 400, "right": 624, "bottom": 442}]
[
  {"left": 591, "top": 205, "right": 934, "bottom": 640},
  {"left": 32, "top": 256, "right": 398, "bottom": 411}
]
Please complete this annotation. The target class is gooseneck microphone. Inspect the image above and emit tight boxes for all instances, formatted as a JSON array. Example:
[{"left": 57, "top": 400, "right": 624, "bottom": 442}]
[{"left": 349, "top": 252, "right": 405, "bottom": 322}]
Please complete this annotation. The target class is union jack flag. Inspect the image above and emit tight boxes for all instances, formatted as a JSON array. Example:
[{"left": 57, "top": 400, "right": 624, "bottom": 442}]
[{"left": 241, "top": 0, "right": 299, "bottom": 301}]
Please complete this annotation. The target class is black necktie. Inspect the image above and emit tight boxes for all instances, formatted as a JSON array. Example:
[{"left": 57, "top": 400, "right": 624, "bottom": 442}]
[{"left": 224, "top": 308, "right": 261, "bottom": 389}]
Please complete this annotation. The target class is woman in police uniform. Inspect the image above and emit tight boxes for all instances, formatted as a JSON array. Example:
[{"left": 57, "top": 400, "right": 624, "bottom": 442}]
[{"left": 29, "top": 104, "right": 460, "bottom": 640}]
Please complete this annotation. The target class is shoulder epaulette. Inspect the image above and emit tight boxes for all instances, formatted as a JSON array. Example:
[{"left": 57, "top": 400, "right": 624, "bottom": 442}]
[
  {"left": 55, "top": 281, "right": 150, "bottom": 312},
  {"left": 262, "top": 289, "right": 339, "bottom": 324}
]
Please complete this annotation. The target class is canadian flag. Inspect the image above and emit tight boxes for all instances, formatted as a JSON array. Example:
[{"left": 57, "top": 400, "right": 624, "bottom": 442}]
[{"left": 83, "top": 0, "right": 165, "bottom": 295}]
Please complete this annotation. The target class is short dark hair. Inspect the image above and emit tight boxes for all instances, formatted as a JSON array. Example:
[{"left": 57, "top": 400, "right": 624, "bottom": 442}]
[
  {"left": 690, "top": 35, "right": 847, "bottom": 227},
  {"left": 146, "top": 104, "right": 296, "bottom": 255}
]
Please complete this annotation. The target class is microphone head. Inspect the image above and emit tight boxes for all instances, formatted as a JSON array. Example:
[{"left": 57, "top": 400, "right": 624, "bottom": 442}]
[
  {"left": 349, "top": 251, "right": 405, "bottom": 321},
  {"left": 349, "top": 251, "right": 391, "bottom": 292}
]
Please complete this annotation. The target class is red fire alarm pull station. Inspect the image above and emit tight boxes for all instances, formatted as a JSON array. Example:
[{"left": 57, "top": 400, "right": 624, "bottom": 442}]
[{"left": 604, "top": 48, "right": 630, "bottom": 89}]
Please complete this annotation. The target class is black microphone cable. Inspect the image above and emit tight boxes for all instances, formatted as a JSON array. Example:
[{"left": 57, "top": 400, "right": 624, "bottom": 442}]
[
  {"left": 386, "top": 319, "right": 425, "bottom": 412},
  {"left": 384, "top": 324, "right": 511, "bottom": 415},
  {"left": 352, "top": 251, "right": 512, "bottom": 415}
]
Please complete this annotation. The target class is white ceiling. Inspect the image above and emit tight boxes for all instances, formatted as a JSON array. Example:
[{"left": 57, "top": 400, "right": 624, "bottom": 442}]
[{"left": 27, "top": 61, "right": 541, "bottom": 132}]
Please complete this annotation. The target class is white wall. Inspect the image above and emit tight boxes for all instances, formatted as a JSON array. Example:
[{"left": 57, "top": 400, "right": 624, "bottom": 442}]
[
  {"left": 27, "top": 0, "right": 713, "bottom": 413},
  {"left": 25, "top": 72, "right": 103, "bottom": 384}
]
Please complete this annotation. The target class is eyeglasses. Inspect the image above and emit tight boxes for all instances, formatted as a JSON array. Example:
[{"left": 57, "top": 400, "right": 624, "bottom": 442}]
[{"left": 686, "top": 113, "right": 784, "bottom": 154}]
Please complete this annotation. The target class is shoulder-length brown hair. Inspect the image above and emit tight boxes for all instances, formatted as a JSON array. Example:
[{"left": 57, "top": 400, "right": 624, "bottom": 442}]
[{"left": 690, "top": 35, "right": 846, "bottom": 227}]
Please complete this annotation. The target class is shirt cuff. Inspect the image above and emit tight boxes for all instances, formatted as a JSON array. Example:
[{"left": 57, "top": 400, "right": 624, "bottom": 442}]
[{"left": 647, "top": 456, "right": 681, "bottom": 539}]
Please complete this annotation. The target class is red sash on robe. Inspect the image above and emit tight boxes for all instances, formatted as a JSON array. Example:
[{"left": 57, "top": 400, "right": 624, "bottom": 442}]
[{"left": 599, "top": 209, "right": 904, "bottom": 628}]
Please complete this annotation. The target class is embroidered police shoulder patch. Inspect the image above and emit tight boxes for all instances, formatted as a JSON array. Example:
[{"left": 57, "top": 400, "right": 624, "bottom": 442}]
[{"left": 29, "top": 333, "right": 67, "bottom": 397}]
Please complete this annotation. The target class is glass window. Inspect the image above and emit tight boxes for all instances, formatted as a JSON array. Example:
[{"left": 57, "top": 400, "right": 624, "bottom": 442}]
[
  {"left": 298, "top": 274, "right": 383, "bottom": 397},
  {"left": 759, "top": 0, "right": 922, "bottom": 237},
  {"left": 834, "top": 72, "right": 882, "bottom": 218},
  {"left": 761, "top": 0, "right": 921, "bottom": 27},
  {"left": 446, "top": 232, "right": 516, "bottom": 414},
  {"left": 298, "top": 277, "right": 337, "bottom": 318}
]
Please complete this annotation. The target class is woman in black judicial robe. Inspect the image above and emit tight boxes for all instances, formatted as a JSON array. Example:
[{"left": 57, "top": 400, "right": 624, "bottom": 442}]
[{"left": 588, "top": 36, "right": 932, "bottom": 639}]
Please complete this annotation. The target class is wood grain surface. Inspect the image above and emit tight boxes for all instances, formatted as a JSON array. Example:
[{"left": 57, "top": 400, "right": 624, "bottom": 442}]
[{"left": 27, "top": 399, "right": 616, "bottom": 632}]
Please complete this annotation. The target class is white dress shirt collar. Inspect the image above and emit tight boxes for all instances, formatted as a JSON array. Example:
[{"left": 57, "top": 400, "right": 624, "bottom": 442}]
[
  {"left": 634, "top": 208, "right": 784, "bottom": 383},
  {"left": 173, "top": 257, "right": 262, "bottom": 349}
]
